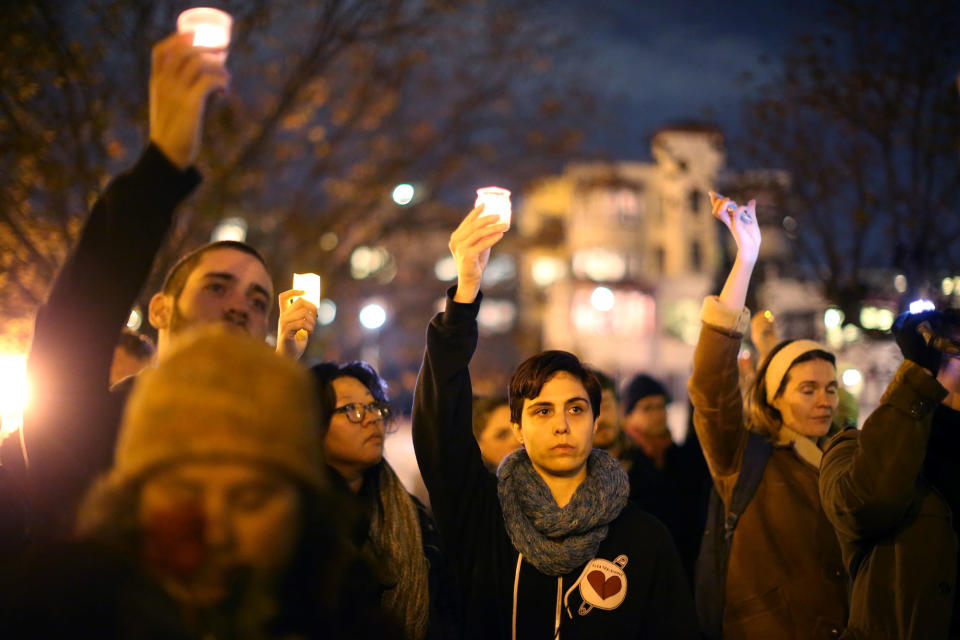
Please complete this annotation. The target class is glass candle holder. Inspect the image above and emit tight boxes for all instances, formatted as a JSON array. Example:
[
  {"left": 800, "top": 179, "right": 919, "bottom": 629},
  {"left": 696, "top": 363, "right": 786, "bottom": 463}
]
[
  {"left": 475, "top": 186, "right": 512, "bottom": 229},
  {"left": 177, "top": 7, "right": 232, "bottom": 59},
  {"left": 292, "top": 273, "right": 322, "bottom": 307}
]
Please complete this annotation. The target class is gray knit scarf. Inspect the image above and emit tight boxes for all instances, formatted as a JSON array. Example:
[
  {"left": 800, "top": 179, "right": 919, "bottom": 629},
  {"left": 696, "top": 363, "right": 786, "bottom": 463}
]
[
  {"left": 497, "top": 449, "right": 630, "bottom": 576},
  {"left": 368, "top": 461, "right": 430, "bottom": 640}
]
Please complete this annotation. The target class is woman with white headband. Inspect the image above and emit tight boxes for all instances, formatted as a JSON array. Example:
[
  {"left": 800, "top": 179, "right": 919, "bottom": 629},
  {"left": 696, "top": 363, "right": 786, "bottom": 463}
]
[{"left": 687, "top": 192, "right": 848, "bottom": 640}]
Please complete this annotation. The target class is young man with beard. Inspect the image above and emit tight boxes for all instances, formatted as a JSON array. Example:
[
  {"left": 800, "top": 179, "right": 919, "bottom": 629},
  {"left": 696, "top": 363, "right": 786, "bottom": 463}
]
[
  {"left": 413, "top": 206, "right": 698, "bottom": 639},
  {"left": 18, "top": 32, "right": 315, "bottom": 539}
]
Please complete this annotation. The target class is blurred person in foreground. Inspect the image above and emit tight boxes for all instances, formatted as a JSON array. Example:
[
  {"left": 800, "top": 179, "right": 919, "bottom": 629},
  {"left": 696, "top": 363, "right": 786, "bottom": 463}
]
[
  {"left": 820, "top": 308, "right": 960, "bottom": 639},
  {"left": 620, "top": 373, "right": 710, "bottom": 587},
  {"left": 310, "top": 361, "right": 460, "bottom": 640},
  {"left": 689, "top": 191, "right": 848, "bottom": 639},
  {"left": 412, "top": 204, "right": 698, "bottom": 639},
  {"left": 472, "top": 395, "right": 522, "bottom": 471},
  {"left": 0, "top": 326, "right": 400, "bottom": 639},
  {"left": 21, "top": 31, "right": 315, "bottom": 540}
]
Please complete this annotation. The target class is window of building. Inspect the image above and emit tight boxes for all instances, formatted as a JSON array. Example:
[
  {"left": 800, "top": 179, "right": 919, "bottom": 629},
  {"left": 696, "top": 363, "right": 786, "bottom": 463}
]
[
  {"left": 690, "top": 240, "right": 702, "bottom": 271},
  {"left": 654, "top": 246, "right": 666, "bottom": 275},
  {"left": 688, "top": 189, "right": 701, "bottom": 215}
]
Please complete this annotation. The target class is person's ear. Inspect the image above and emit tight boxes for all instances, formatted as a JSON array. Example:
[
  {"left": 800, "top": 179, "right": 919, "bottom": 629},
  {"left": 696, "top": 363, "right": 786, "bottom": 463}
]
[
  {"left": 511, "top": 422, "right": 523, "bottom": 444},
  {"left": 148, "top": 292, "right": 172, "bottom": 330}
]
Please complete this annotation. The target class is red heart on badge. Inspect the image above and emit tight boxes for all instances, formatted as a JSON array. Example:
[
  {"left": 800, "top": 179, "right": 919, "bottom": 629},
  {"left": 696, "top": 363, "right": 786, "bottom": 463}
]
[{"left": 587, "top": 570, "right": 622, "bottom": 599}]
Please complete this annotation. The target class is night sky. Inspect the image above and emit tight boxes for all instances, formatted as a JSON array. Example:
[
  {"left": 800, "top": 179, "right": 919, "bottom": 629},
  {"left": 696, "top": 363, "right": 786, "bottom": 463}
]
[{"left": 537, "top": 0, "right": 834, "bottom": 164}]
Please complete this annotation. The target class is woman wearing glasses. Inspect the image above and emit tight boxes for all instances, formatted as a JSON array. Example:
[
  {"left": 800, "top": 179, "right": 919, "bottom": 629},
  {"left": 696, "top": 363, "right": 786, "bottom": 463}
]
[{"left": 310, "top": 361, "right": 457, "bottom": 640}]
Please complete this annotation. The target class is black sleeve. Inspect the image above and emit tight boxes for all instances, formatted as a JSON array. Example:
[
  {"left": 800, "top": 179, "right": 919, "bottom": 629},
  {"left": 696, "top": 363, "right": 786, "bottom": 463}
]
[
  {"left": 411, "top": 287, "right": 510, "bottom": 579},
  {"left": 23, "top": 144, "right": 200, "bottom": 531}
]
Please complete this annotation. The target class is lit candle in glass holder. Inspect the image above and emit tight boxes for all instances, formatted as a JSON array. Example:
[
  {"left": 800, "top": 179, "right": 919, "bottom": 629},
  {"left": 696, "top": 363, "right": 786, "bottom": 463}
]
[
  {"left": 292, "top": 273, "right": 322, "bottom": 307},
  {"left": 177, "top": 7, "right": 232, "bottom": 57},
  {"left": 475, "top": 186, "right": 512, "bottom": 229}
]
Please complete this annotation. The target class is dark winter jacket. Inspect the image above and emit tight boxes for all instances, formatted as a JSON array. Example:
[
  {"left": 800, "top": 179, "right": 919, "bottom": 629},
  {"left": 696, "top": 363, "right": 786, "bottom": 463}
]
[
  {"left": 22, "top": 145, "right": 200, "bottom": 538},
  {"left": 412, "top": 289, "right": 699, "bottom": 640},
  {"left": 820, "top": 361, "right": 959, "bottom": 639},
  {"left": 625, "top": 427, "right": 711, "bottom": 587},
  {"left": 688, "top": 297, "right": 848, "bottom": 640}
]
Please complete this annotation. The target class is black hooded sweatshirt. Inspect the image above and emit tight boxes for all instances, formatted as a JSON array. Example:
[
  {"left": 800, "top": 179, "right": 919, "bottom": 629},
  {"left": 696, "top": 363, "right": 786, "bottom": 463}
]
[{"left": 412, "top": 290, "right": 699, "bottom": 639}]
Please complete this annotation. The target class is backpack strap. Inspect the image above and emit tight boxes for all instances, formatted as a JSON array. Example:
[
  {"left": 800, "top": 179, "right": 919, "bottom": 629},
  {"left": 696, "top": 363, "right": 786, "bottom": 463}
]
[
  {"left": 724, "top": 432, "right": 772, "bottom": 540},
  {"left": 695, "top": 431, "right": 773, "bottom": 639}
]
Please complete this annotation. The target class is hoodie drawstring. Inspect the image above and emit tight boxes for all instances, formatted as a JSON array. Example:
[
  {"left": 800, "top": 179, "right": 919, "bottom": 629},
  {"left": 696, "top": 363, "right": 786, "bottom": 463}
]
[{"left": 512, "top": 553, "right": 522, "bottom": 640}]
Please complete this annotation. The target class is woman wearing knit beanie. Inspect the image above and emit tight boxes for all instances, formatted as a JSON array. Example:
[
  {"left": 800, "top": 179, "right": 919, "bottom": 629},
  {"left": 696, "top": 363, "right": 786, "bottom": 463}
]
[
  {"left": 0, "top": 326, "right": 401, "bottom": 639},
  {"left": 689, "top": 192, "right": 848, "bottom": 639},
  {"left": 310, "top": 361, "right": 459, "bottom": 640}
]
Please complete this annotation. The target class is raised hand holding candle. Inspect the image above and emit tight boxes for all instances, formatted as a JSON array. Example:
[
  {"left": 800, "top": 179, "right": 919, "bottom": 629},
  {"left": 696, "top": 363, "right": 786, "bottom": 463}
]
[{"left": 475, "top": 186, "right": 512, "bottom": 229}]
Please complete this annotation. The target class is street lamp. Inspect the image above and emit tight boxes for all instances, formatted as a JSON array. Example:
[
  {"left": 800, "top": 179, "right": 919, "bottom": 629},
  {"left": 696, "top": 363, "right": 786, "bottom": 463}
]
[
  {"left": 359, "top": 302, "right": 387, "bottom": 371},
  {"left": 392, "top": 184, "right": 415, "bottom": 206},
  {"left": 590, "top": 286, "right": 615, "bottom": 312},
  {"left": 359, "top": 303, "right": 387, "bottom": 330}
]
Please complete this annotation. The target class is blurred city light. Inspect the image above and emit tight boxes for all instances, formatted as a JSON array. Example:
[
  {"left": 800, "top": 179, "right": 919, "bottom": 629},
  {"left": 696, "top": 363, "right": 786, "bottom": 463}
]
[
  {"left": 317, "top": 299, "right": 337, "bottom": 326},
  {"left": 392, "top": 183, "right": 415, "bottom": 206},
  {"left": 434, "top": 256, "right": 458, "bottom": 282},
  {"left": 211, "top": 216, "right": 247, "bottom": 242},
  {"left": 483, "top": 255, "right": 516, "bottom": 286},
  {"left": 894, "top": 274, "right": 907, "bottom": 293},
  {"left": 351, "top": 246, "right": 391, "bottom": 280},
  {"left": 842, "top": 324, "right": 861, "bottom": 343},
  {"left": 909, "top": 299, "right": 935, "bottom": 314},
  {"left": 842, "top": 367, "right": 864, "bottom": 395},
  {"left": 823, "top": 308, "right": 844, "bottom": 329},
  {"left": 860, "top": 306, "right": 895, "bottom": 331},
  {"left": 573, "top": 249, "right": 626, "bottom": 282},
  {"left": 126, "top": 307, "right": 143, "bottom": 331},
  {"left": 477, "top": 299, "right": 517, "bottom": 334},
  {"left": 359, "top": 303, "right": 387, "bottom": 330},
  {"left": 590, "top": 286, "right": 615, "bottom": 311},
  {"left": 875, "top": 309, "right": 894, "bottom": 331},
  {"left": 841, "top": 368, "right": 862, "bottom": 387},
  {"left": 319, "top": 232, "right": 339, "bottom": 251},
  {"left": 944, "top": 278, "right": 955, "bottom": 296},
  {"left": 531, "top": 256, "right": 566, "bottom": 288},
  {"left": 0, "top": 354, "right": 28, "bottom": 435}
]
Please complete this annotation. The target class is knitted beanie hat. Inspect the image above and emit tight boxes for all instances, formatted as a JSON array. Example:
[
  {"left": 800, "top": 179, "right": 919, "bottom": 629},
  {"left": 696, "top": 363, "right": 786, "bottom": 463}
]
[
  {"left": 622, "top": 373, "right": 671, "bottom": 414},
  {"left": 109, "top": 324, "right": 325, "bottom": 490}
]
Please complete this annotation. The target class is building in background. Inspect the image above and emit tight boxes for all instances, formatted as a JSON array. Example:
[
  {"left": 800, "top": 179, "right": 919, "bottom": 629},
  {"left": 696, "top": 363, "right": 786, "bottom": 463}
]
[{"left": 516, "top": 124, "right": 727, "bottom": 405}]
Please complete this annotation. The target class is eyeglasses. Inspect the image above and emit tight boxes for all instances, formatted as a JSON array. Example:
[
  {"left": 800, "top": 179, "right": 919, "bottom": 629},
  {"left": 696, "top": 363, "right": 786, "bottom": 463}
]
[{"left": 333, "top": 401, "right": 392, "bottom": 424}]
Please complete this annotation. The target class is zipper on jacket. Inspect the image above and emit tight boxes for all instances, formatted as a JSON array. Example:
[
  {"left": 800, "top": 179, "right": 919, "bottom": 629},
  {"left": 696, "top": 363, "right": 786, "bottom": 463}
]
[{"left": 512, "top": 553, "right": 522, "bottom": 640}]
